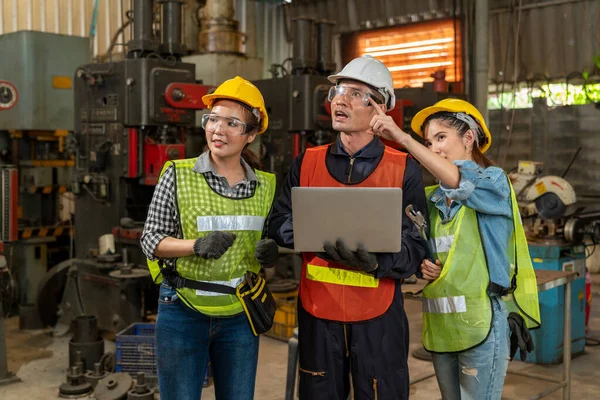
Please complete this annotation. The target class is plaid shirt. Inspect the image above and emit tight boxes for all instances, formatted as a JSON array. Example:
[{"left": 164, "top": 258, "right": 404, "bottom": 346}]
[{"left": 140, "top": 152, "right": 261, "bottom": 269}]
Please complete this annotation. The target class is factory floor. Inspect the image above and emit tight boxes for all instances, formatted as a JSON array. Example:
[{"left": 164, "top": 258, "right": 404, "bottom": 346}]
[{"left": 2, "top": 276, "right": 600, "bottom": 400}]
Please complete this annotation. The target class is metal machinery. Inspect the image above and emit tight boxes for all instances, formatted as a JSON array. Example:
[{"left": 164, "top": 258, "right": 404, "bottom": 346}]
[
  {"left": 253, "top": 18, "right": 336, "bottom": 189},
  {"left": 37, "top": 0, "right": 214, "bottom": 335},
  {"left": 510, "top": 161, "right": 600, "bottom": 364},
  {"left": 0, "top": 31, "right": 89, "bottom": 324}
]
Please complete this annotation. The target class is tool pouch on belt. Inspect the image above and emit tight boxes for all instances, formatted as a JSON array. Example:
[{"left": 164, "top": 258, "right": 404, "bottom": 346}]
[{"left": 236, "top": 271, "right": 276, "bottom": 336}]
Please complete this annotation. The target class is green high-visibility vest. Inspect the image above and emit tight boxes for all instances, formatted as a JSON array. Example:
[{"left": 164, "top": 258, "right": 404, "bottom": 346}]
[
  {"left": 147, "top": 158, "right": 276, "bottom": 317},
  {"left": 422, "top": 179, "right": 541, "bottom": 353}
]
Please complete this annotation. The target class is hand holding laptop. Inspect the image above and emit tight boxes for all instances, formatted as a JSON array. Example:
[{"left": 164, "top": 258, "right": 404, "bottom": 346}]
[{"left": 318, "top": 239, "right": 378, "bottom": 273}]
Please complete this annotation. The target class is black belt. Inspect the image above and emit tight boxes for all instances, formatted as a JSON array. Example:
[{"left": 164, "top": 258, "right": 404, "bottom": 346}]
[{"left": 164, "top": 274, "right": 236, "bottom": 295}]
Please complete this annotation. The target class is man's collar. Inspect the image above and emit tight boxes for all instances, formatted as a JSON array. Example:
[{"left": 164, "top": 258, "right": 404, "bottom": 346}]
[{"left": 331, "top": 134, "right": 385, "bottom": 158}]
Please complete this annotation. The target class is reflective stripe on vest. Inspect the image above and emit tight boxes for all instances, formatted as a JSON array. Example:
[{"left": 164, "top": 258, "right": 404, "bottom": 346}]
[
  {"left": 298, "top": 144, "right": 406, "bottom": 322},
  {"left": 197, "top": 216, "right": 265, "bottom": 232},
  {"left": 306, "top": 264, "right": 379, "bottom": 288},
  {"left": 429, "top": 235, "right": 454, "bottom": 254},
  {"left": 194, "top": 276, "right": 244, "bottom": 297},
  {"left": 423, "top": 295, "right": 467, "bottom": 314}
]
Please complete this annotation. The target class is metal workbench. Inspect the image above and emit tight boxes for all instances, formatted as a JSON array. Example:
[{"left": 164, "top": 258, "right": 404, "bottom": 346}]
[{"left": 508, "top": 269, "right": 578, "bottom": 400}]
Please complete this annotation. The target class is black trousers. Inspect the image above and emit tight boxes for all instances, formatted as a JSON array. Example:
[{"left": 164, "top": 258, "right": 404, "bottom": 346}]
[{"left": 297, "top": 282, "right": 410, "bottom": 400}]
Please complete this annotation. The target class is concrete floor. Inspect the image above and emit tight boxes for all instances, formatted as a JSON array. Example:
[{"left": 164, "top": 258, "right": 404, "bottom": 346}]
[{"left": 2, "top": 278, "right": 600, "bottom": 399}]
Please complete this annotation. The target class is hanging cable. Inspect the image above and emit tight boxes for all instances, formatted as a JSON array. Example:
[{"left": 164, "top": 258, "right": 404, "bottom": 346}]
[{"left": 501, "top": 0, "right": 523, "bottom": 167}]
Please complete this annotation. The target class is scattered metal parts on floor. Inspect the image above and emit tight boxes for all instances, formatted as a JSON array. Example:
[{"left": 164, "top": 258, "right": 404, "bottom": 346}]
[
  {"left": 127, "top": 372, "right": 155, "bottom": 400},
  {"left": 94, "top": 372, "right": 133, "bottom": 400},
  {"left": 84, "top": 362, "right": 109, "bottom": 388},
  {"left": 58, "top": 365, "right": 93, "bottom": 398}
]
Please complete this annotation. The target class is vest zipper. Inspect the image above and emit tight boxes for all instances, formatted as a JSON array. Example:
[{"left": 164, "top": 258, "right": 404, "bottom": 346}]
[
  {"left": 347, "top": 157, "right": 355, "bottom": 183},
  {"left": 343, "top": 324, "right": 350, "bottom": 357},
  {"left": 373, "top": 378, "right": 378, "bottom": 400},
  {"left": 298, "top": 367, "right": 325, "bottom": 377}
]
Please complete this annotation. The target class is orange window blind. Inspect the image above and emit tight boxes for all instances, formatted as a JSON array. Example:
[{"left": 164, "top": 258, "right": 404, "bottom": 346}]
[{"left": 348, "top": 19, "right": 462, "bottom": 88}]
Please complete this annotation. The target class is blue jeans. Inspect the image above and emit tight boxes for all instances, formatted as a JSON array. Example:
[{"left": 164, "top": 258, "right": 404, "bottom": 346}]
[
  {"left": 155, "top": 284, "right": 259, "bottom": 400},
  {"left": 431, "top": 296, "right": 510, "bottom": 400}
]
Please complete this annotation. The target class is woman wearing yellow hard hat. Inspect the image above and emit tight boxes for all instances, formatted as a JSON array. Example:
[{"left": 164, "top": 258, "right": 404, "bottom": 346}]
[
  {"left": 369, "top": 98, "right": 540, "bottom": 399},
  {"left": 141, "top": 76, "right": 278, "bottom": 400}
]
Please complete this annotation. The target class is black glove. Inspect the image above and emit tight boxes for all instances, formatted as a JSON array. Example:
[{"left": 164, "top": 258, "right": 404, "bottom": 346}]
[
  {"left": 255, "top": 239, "right": 279, "bottom": 269},
  {"left": 319, "top": 239, "right": 378, "bottom": 273},
  {"left": 193, "top": 231, "right": 236, "bottom": 259},
  {"left": 508, "top": 312, "right": 534, "bottom": 361}
]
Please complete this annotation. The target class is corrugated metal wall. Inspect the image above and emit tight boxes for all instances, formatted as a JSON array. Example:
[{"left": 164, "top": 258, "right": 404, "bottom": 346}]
[
  {"left": 489, "top": 107, "right": 534, "bottom": 170},
  {"left": 0, "top": 0, "right": 291, "bottom": 78},
  {"left": 489, "top": 102, "right": 600, "bottom": 202},
  {"left": 252, "top": 0, "right": 292, "bottom": 77},
  {"left": 286, "top": 0, "right": 599, "bottom": 82},
  {"left": 489, "top": 0, "right": 600, "bottom": 82},
  {"left": 287, "top": 0, "right": 460, "bottom": 32},
  {"left": 0, "top": 0, "right": 128, "bottom": 58}
]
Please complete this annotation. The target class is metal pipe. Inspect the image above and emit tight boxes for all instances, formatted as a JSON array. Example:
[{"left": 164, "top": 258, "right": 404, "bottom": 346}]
[
  {"left": 292, "top": 17, "right": 316, "bottom": 74},
  {"left": 118, "top": 0, "right": 125, "bottom": 45},
  {"left": 564, "top": 281, "right": 572, "bottom": 399},
  {"left": 0, "top": 300, "right": 21, "bottom": 385},
  {"left": 72, "top": 315, "right": 99, "bottom": 343},
  {"left": 159, "top": 0, "right": 185, "bottom": 56},
  {"left": 240, "top": 0, "right": 247, "bottom": 54},
  {"left": 129, "top": 0, "right": 159, "bottom": 54},
  {"left": 316, "top": 21, "right": 336, "bottom": 75},
  {"left": 462, "top": 0, "right": 470, "bottom": 98},
  {"left": 105, "top": 0, "right": 111, "bottom": 56},
  {"left": 134, "top": 0, "right": 154, "bottom": 43},
  {"left": 198, "top": 0, "right": 243, "bottom": 54},
  {"left": 473, "top": 0, "right": 489, "bottom": 122},
  {"left": 491, "top": 0, "right": 586, "bottom": 15},
  {"left": 183, "top": 0, "right": 199, "bottom": 52}
]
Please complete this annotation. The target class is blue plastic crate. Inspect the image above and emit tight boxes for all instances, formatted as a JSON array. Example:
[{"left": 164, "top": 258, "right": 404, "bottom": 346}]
[
  {"left": 116, "top": 323, "right": 157, "bottom": 377},
  {"left": 115, "top": 322, "right": 212, "bottom": 385}
]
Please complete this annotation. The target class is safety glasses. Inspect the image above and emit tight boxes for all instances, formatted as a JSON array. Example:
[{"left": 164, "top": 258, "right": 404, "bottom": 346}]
[
  {"left": 327, "top": 85, "right": 379, "bottom": 107},
  {"left": 201, "top": 113, "right": 255, "bottom": 136}
]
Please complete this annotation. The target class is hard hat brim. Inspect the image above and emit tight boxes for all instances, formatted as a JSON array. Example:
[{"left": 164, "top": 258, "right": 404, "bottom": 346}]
[
  {"left": 411, "top": 105, "right": 492, "bottom": 154},
  {"left": 201, "top": 93, "right": 268, "bottom": 134},
  {"left": 326, "top": 74, "right": 395, "bottom": 111}
]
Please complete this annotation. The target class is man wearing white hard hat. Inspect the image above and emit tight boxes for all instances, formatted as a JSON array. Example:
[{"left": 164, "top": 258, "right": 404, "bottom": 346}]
[{"left": 268, "top": 55, "right": 428, "bottom": 399}]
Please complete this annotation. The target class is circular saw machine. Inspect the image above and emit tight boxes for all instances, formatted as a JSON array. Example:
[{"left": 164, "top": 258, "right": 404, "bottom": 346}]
[{"left": 510, "top": 161, "right": 599, "bottom": 244}]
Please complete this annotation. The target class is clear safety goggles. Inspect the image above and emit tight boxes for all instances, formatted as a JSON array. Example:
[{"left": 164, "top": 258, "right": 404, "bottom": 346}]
[
  {"left": 201, "top": 113, "right": 255, "bottom": 136},
  {"left": 327, "top": 85, "right": 380, "bottom": 107}
]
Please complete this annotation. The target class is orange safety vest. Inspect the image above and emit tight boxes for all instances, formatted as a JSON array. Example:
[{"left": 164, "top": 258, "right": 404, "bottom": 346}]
[{"left": 299, "top": 144, "right": 407, "bottom": 322}]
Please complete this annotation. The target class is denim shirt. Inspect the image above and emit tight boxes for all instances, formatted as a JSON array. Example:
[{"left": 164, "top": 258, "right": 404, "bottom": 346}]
[{"left": 429, "top": 160, "right": 512, "bottom": 288}]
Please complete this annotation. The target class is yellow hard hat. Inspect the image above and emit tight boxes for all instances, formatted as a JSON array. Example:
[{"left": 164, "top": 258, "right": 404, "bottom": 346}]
[
  {"left": 411, "top": 98, "right": 492, "bottom": 154},
  {"left": 202, "top": 76, "right": 269, "bottom": 134}
]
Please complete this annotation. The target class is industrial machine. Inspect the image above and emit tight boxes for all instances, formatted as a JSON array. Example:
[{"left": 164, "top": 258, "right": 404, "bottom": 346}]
[
  {"left": 0, "top": 31, "right": 89, "bottom": 321},
  {"left": 253, "top": 18, "right": 336, "bottom": 188},
  {"left": 509, "top": 160, "right": 600, "bottom": 364},
  {"left": 35, "top": 0, "right": 215, "bottom": 335}
]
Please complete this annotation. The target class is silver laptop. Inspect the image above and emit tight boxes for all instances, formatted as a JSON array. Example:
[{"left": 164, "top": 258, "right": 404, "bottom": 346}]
[{"left": 292, "top": 187, "right": 403, "bottom": 253}]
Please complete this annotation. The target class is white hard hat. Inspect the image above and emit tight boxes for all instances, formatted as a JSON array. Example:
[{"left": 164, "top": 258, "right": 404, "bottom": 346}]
[{"left": 328, "top": 55, "right": 396, "bottom": 111}]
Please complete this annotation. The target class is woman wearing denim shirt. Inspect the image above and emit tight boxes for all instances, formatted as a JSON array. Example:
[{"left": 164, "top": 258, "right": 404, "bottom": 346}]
[{"left": 368, "top": 98, "right": 539, "bottom": 400}]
